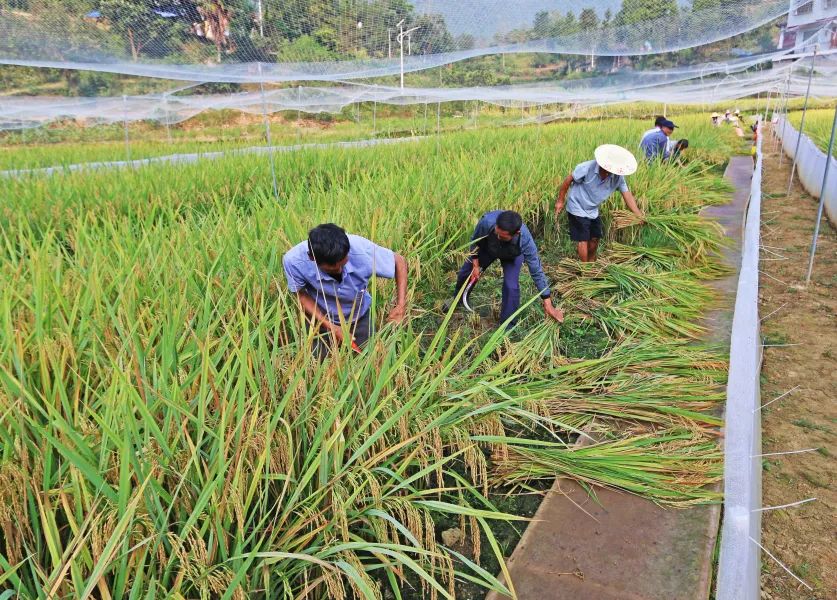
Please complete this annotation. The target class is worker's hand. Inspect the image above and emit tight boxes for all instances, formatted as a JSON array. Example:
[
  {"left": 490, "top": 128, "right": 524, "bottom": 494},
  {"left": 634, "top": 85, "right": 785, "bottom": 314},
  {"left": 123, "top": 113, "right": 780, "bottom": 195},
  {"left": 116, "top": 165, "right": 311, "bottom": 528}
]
[
  {"left": 543, "top": 298, "right": 565, "bottom": 323},
  {"left": 329, "top": 325, "right": 347, "bottom": 346},
  {"left": 634, "top": 209, "right": 646, "bottom": 223},
  {"left": 387, "top": 303, "right": 407, "bottom": 324},
  {"left": 470, "top": 259, "right": 481, "bottom": 281},
  {"left": 554, "top": 199, "right": 565, "bottom": 217}
]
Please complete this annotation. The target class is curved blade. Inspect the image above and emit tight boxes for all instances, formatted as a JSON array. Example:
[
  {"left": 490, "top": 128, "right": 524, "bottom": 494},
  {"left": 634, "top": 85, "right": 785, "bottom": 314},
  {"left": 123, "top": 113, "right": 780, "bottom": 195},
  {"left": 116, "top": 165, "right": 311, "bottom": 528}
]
[{"left": 462, "top": 280, "right": 477, "bottom": 313}]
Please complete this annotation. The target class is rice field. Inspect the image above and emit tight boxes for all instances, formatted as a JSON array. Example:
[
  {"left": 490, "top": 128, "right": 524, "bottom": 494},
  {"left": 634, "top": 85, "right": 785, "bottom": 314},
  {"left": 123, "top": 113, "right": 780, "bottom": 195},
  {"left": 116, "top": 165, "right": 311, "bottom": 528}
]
[
  {"left": 0, "top": 109, "right": 512, "bottom": 172},
  {"left": 789, "top": 108, "right": 837, "bottom": 154},
  {"left": 0, "top": 115, "right": 737, "bottom": 598}
]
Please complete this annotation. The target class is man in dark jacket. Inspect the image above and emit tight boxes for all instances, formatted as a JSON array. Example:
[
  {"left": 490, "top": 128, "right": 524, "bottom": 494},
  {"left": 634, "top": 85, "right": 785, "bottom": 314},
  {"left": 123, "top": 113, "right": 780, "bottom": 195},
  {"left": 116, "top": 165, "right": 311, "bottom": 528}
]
[{"left": 448, "top": 210, "right": 564, "bottom": 326}]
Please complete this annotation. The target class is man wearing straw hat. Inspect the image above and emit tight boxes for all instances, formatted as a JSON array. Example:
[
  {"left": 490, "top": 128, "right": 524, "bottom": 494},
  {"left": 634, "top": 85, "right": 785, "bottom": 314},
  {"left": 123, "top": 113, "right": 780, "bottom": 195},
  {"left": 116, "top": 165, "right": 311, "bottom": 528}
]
[{"left": 555, "top": 145, "right": 645, "bottom": 263}]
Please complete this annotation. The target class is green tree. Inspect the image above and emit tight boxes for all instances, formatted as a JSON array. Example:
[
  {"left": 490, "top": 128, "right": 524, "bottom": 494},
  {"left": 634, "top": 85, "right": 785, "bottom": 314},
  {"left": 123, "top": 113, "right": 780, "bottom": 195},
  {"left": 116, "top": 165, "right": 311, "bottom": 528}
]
[
  {"left": 98, "top": 0, "right": 183, "bottom": 60},
  {"left": 580, "top": 8, "right": 599, "bottom": 31},
  {"left": 532, "top": 10, "right": 551, "bottom": 39},
  {"left": 615, "top": 0, "right": 678, "bottom": 27}
]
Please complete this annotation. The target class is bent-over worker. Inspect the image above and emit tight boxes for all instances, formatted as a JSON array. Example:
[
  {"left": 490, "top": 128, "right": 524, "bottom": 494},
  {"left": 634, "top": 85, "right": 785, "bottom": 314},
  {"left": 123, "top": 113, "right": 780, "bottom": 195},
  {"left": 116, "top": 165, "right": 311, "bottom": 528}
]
[
  {"left": 448, "top": 210, "right": 564, "bottom": 326},
  {"left": 555, "top": 144, "right": 645, "bottom": 263},
  {"left": 283, "top": 223, "right": 408, "bottom": 357}
]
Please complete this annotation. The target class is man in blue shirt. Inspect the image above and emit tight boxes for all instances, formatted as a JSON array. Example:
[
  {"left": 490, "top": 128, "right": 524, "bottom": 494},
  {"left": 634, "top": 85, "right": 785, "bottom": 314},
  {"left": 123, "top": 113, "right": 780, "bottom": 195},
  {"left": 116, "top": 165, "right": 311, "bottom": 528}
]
[
  {"left": 448, "top": 210, "right": 564, "bottom": 326},
  {"left": 555, "top": 144, "right": 645, "bottom": 262},
  {"left": 283, "top": 223, "right": 408, "bottom": 355},
  {"left": 640, "top": 118, "right": 688, "bottom": 162}
]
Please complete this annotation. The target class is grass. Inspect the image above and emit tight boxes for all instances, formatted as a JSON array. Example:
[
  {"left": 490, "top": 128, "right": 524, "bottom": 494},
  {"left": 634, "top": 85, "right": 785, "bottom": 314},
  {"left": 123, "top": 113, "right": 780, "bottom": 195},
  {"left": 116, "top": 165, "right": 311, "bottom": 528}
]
[{"left": 0, "top": 114, "right": 738, "bottom": 598}]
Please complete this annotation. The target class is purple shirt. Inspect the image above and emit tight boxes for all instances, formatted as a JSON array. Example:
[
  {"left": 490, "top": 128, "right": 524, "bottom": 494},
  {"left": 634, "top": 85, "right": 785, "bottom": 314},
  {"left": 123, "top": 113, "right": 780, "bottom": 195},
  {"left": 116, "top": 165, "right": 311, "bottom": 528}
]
[{"left": 283, "top": 235, "right": 395, "bottom": 322}]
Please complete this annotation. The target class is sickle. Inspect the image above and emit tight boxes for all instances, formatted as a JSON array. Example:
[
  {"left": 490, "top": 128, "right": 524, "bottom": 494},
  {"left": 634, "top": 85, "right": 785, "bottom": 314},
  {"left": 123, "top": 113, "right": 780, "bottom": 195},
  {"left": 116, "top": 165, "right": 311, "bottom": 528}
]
[{"left": 462, "top": 270, "right": 480, "bottom": 313}]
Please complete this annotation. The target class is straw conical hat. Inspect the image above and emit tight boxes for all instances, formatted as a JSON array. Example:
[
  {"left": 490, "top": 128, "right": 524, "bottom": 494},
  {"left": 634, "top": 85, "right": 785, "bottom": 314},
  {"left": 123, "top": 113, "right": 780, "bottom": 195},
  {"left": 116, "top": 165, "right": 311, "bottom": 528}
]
[
  {"left": 594, "top": 144, "right": 638, "bottom": 176},
  {"left": 712, "top": 112, "right": 720, "bottom": 118}
]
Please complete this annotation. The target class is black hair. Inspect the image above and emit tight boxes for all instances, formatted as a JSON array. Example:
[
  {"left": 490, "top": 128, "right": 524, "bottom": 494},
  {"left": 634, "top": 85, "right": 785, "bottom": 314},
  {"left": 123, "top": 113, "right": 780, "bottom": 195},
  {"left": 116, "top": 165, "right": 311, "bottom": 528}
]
[
  {"left": 654, "top": 115, "right": 666, "bottom": 127},
  {"left": 308, "top": 223, "right": 350, "bottom": 265},
  {"left": 496, "top": 210, "right": 523, "bottom": 234},
  {"left": 676, "top": 139, "right": 690, "bottom": 150}
]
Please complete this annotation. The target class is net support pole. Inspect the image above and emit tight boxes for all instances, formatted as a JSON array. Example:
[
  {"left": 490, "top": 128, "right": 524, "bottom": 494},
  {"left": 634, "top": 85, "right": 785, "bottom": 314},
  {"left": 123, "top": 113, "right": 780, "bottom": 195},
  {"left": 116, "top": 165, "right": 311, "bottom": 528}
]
[
  {"left": 373, "top": 86, "right": 377, "bottom": 136},
  {"left": 424, "top": 102, "right": 428, "bottom": 135},
  {"left": 122, "top": 95, "right": 132, "bottom": 164},
  {"left": 297, "top": 85, "right": 302, "bottom": 144},
  {"left": 787, "top": 47, "right": 818, "bottom": 196},
  {"left": 163, "top": 94, "right": 173, "bottom": 145},
  {"left": 805, "top": 103, "right": 837, "bottom": 285},
  {"left": 778, "top": 69, "right": 792, "bottom": 163},
  {"left": 258, "top": 64, "right": 280, "bottom": 201},
  {"left": 436, "top": 101, "right": 441, "bottom": 135},
  {"left": 762, "top": 88, "right": 772, "bottom": 125}
]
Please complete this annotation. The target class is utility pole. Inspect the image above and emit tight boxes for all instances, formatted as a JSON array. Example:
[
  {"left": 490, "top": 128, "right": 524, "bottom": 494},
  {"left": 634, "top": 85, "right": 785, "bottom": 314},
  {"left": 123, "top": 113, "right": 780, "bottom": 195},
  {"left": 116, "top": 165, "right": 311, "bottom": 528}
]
[{"left": 396, "top": 19, "right": 419, "bottom": 90}]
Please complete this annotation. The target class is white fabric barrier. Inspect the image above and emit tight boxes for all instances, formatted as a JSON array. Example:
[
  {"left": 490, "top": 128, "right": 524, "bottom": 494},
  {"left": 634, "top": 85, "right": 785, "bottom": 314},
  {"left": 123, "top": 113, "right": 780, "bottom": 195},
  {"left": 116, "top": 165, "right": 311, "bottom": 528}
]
[
  {"left": 716, "top": 120, "right": 763, "bottom": 600},
  {"left": 774, "top": 116, "right": 837, "bottom": 225}
]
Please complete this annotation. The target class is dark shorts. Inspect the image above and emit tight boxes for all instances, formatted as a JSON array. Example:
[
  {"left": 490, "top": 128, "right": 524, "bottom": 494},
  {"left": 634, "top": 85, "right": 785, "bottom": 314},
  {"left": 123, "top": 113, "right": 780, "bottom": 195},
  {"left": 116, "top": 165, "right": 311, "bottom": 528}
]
[{"left": 567, "top": 213, "right": 603, "bottom": 242}]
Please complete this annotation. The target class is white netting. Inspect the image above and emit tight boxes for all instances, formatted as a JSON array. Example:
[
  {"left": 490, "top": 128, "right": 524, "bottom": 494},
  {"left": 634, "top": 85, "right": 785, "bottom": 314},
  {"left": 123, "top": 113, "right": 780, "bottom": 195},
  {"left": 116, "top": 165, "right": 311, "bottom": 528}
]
[
  {"left": 4, "top": 53, "right": 837, "bottom": 131},
  {"left": 0, "top": 1, "right": 789, "bottom": 82}
]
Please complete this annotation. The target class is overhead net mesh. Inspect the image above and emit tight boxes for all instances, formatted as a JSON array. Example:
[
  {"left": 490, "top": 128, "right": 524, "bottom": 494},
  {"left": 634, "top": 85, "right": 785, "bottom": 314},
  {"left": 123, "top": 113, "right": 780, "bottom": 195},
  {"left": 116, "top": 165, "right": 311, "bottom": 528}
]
[
  {"left": 0, "top": 0, "right": 790, "bottom": 82},
  {"left": 4, "top": 53, "right": 837, "bottom": 131}
]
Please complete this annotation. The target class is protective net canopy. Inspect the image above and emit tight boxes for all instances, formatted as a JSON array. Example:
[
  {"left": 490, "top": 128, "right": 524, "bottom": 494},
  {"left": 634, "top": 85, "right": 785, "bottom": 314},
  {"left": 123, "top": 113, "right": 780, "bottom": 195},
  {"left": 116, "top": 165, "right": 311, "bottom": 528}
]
[
  {"left": 0, "top": 0, "right": 790, "bottom": 82},
  {"left": 4, "top": 53, "right": 837, "bottom": 131}
]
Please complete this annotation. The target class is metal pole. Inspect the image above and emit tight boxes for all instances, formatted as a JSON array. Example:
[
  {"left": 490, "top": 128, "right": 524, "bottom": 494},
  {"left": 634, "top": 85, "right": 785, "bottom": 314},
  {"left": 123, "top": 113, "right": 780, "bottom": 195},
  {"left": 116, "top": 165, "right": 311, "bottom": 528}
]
[
  {"left": 373, "top": 86, "right": 377, "bottom": 136},
  {"left": 122, "top": 95, "right": 131, "bottom": 164},
  {"left": 436, "top": 101, "right": 441, "bottom": 135},
  {"left": 257, "top": 0, "right": 264, "bottom": 37},
  {"left": 762, "top": 88, "right": 772, "bottom": 125},
  {"left": 258, "top": 64, "right": 280, "bottom": 201},
  {"left": 163, "top": 94, "right": 173, "bottom": 144},
  {"left": 805, "top": 104, "right": 837, "bottom": 285},
  {"left": 778, "top": 69, "right": 792, "bottom": 165},
  {"left": 399, "top": 23, "right": 404, "bottom": 90},
  {"left": 788, "top": 47, "right": 818, "bottom": 196},
  {"left": 297, "top": 85, "right": 302, "bottom": 144},
  {"left": 424, "top": 102, "right": 428, "bottom": 135}
]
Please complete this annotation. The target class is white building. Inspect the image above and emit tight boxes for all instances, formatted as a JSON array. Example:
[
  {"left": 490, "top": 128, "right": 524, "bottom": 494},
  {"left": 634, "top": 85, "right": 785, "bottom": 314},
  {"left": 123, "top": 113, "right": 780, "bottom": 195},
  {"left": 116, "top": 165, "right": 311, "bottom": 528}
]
[{"left": 778, "top": 0, "right": 837, "bottom": 51}]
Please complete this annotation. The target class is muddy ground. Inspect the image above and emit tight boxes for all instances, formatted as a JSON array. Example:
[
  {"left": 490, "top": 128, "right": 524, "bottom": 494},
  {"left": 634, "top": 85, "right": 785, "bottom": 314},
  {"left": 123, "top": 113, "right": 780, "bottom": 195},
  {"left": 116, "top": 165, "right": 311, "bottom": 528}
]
[{"left": 758, "top": 138, "right": 836, "bottom": 599}]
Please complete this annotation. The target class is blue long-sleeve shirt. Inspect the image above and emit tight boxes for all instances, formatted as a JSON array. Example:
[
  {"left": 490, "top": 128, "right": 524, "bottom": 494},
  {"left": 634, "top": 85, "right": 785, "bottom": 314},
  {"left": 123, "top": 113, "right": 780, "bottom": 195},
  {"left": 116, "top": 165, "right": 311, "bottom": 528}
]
[
  {"left": 640, "top": 128, "right": 671, "bottom": 161},
  {"left": 471, "top": 210, "right": 551, "bottom": 298}
]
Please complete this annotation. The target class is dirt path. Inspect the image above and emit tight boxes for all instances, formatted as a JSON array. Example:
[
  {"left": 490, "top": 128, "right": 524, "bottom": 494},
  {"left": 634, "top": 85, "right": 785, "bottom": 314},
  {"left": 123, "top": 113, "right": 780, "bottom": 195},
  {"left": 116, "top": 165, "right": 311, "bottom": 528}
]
[{"left": 758, "top": 140, "right": 836, "bottom": 599}]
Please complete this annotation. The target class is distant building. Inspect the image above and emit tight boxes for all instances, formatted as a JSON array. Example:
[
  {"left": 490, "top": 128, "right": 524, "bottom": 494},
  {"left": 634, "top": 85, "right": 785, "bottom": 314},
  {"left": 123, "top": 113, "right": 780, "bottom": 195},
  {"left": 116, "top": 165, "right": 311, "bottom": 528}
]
[{"left": 778, "top": 0, "right": 837, "bottom": 52}]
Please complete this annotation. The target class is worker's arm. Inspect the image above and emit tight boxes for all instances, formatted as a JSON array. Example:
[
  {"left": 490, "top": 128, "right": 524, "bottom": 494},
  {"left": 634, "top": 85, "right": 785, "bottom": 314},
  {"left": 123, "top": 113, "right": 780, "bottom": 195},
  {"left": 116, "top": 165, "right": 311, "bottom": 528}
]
[
  {"left": 520, "top": 227, "right": 564, "bottom": 323},
  {"left": 554, "top": 174, "right": 574, "bottom": 215},
  {"left": 295, "top": 290, "right": 346, "bottom": 344},
  {"left": 621, "top": 190, "right": 645, "bottom": 221},
  {"left": 467, "top": 216, "right": 491, "bottom": 277},
  {"left": 386, "top": 253, "right": 409, "bottom": 324}
]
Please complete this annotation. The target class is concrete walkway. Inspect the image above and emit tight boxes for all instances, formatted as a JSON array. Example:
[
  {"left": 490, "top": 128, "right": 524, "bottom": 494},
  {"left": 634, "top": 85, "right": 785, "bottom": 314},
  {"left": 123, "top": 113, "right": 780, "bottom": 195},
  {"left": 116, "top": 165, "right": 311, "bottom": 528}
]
[
  {"left": 0, "top": 135, "right": 422, "bottom": 179},
  {"left": 486, "top": 156, "right": 754, "bottom": 600}
]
